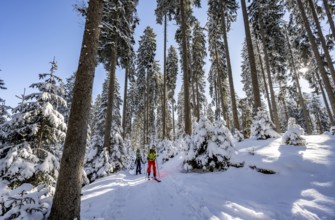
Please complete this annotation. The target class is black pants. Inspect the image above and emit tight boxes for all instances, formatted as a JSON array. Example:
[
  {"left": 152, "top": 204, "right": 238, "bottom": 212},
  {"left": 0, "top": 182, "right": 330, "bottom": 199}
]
[{"left": 136, "top": 162, "right": 142, "bottom": 175}]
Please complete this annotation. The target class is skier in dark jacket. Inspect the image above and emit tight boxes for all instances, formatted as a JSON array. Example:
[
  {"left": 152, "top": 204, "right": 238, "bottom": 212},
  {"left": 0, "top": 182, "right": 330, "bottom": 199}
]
[{"left": 135, "top": 149, "right": 145, "bottom": 175}]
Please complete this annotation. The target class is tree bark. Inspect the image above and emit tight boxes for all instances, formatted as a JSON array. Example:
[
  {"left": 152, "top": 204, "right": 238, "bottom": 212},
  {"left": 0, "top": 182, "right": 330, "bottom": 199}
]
[
  {"left": 221, "top": 4, "right": 240, "bottom": 130},
  {"left": 297, "top": 0, "right": 335, "bottom": 121},
  {"left": 314, "top": 70, "right": 335, "bottom": 125},
  {"left": 214, "top": 42, "right": 227, "bottom": 123},
  {"left": 196, "top": 77, "right": 200, "bottom": 121},
  {"left": 103, "top": 45, "right": 117, "bottom": 153},
  {"left": 191, "top": 70, "right": 196, "bottom": 118},
  {"left": 241, "top": 0, "right": 262, "bottom": 112},
  {"left": 285, "top": 27, "right": 312, "bottom": 134},
  {"left": 122, "top": 66, "right": 129, "bottom": 139},
  {"left": 307, "top": 0, "right": 335, "bottom": 83},
  {"left": 258, "top": 14, "right": 281, "bottom": 132},
  {"left": 163, "top": 14, "right": 167, "bottom": 139},
  {"left": 322, "top": 0, "right": 335, "bottom": 38},
  {"left": 255, "top": 40, "right": 273, "bottom": 121},
  {"left": 214, "top": 79, "right": 220, "bottom": 119},
  {"left": 49, "top": 0, "right": 104, "bottom": 219},
  {"left": 172, "top": 100, "right": 175, "bottom": 141},
  {"left": 180, "top": 0, "right": 192, "bottom": 135}
]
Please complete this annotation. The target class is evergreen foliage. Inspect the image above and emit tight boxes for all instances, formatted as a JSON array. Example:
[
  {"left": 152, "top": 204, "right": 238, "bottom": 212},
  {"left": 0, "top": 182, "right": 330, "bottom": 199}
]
[
  {"left": 251, "top": 109, "right": 280, "bottom": 140},
  {"left": 282, "top": 117, "right": 306, "bottom": 146},
  {"left": 184, "top": 118, "right": 235, "bottom": 172}
]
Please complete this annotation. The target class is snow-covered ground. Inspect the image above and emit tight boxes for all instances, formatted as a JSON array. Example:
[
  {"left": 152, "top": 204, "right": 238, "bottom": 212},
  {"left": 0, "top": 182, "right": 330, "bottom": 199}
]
[{"left": 81, "top": 134, "right": 335, "bottom": 220}]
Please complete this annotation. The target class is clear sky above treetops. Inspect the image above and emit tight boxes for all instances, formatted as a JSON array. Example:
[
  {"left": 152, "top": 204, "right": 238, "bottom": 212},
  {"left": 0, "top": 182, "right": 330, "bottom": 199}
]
[{"left": 0, "top": 0, "right": 310, "bottom": 109}]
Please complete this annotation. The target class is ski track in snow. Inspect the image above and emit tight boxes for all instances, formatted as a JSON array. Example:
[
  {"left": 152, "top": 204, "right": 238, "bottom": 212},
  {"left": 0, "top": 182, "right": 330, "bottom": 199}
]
[{"left": 81, "top": 134, "right": 335, "bottom": 220}]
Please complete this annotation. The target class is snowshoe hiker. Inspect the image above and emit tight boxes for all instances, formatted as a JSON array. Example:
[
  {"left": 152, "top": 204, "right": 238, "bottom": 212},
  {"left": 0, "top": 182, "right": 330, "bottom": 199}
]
[
  {"left": 135, "top": 149, "right": 145, "bottom": 175},
  {"left": 147, "top": 146, "right": 158, "bottom": 180}
]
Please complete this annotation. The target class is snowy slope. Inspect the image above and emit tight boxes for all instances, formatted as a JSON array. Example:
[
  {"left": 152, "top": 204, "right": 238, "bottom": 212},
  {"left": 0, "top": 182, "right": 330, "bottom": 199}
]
[{"left": 81, "top": 134, "right": 335, "bottom": 220}]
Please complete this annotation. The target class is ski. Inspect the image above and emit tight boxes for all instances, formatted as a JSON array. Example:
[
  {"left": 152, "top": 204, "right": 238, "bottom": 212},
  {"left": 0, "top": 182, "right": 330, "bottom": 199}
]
[{"left": 147, "top": 177, "right": 161, "bottom": 182}]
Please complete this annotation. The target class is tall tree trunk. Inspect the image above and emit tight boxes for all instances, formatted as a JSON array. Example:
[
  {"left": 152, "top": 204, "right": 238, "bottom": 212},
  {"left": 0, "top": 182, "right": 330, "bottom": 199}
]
[
  {"left": 241, "top": 0, "right": 262, "bottom": 112},
  {"left": 258, "top": 8, "right": 281, "bottom": 132},
  {"left": 196, "top": 77, "right": 200, "bottom": 121},
  {"left": 214, "top": 79, "right": 219, "bottom": 119},
  {"left": 191, "top": 73, "right": 196, "bottom": 118},
  {"left": 322, "top": 0, "right": 335, "bottom": 38},
  {"left": 315, "top": 70, "right": 335, "bottom": 125},
  {"left": 122, "top": 66, "right": 129, "bottom": 139},
  {"left": 255, "top": 39, "right": 273, "bottom": 121},
  {"left": 278, "top": 81, "right": 289, "bottom": 126},
  {"left": 49, "top": 0, "right": 104, "bottom": 219},
  {"left": 103, "top": 45, "right": 117, "bottom": 152},
  {"left": 163, "top": 14, "right": 167, "bottom": 139},
  {"left": 221, "top": 5, "right": 240, "bottom": 130},
  {"left": 146, "top": 70, "right": 149, "bottom": 144},
  {"left": 180, "top": 0, "right": 192, "bottom": 135},
  {"left": 307, "top": 0, "right": 335, "bottom": 83},
  {"left": 172, "top": 100, "right": 176, "bottom": 141},
  {"left": 297, "top": 0, "right": 335, "bottom": 120},
  {"left": 285, "top": 28, "right": 312, "bottom": 134},
  {"left": 214, "top": 42, "right": 227, "bottom": 123}
]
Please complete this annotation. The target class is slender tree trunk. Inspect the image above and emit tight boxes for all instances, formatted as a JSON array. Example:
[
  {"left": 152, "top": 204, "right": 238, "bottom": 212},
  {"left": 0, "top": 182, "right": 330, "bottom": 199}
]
[
  {"left": 191, "top": 74, "right": 196, "bottom": 117},
  {"left": 315, "top": 70, "right": 335, "bottom": 125},
  {"left": 122, "top": 66, "right": 129, "bottom": 139},
  {"left": 322, "top": 0, "right": 335, "bottom": 38},
  {"left": 49, "top": 0, "right": 104, "bottom": 219},
  {"left": 196, "top": 77, "right": 200, "bottom": 121},
  {"left": 241, "top": 0, "right": 262, "bottom": 111},
  {"left": 103, "top": 45, "right": 117, "bottom": 153},
  {"left": 180, "top": 0, "right": 192, "bottom": 135},
  {"left": 279, "top": 81, "right": 289, "bottom": 125},
  {"left": 221, "top": 5, "right": 239, "bottom": 130},
  {"left": 218, "top": 71, "right": 227, "bottom": 123},
  {"left": 297, "top": 0, "right": 335, "bottom": 119},
  {"left": 255, "top": 40, "right": 273, "bottom": 121},
  {"left": 285, "top": 28, "right": 312, "bottom": 134},
  {"left": 146, "top": 70, "right": 149, "bottom": 144},
  {"left": 172, "top": 101, "right": 175, "bottom": 141},
  {"left": 214, "top": 42, "right": 227, "bottom": 123},
  {"left": 307, "top": 0, "right": 335, "bottom": 83},
  {"left": 214, "top": 79, "right": 219, "bottom": 119},
  {"left": 163, "top": 14, "right": 167, "bottom": 139},
  {"left": 258, "top": 9, "right": 281, "bottom": 132}
]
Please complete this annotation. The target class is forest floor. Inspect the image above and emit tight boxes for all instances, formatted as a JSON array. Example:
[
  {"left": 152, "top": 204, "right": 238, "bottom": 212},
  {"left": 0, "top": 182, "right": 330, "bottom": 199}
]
[{"left": 81, "top": 134, "right": 335, "bottom": 220}]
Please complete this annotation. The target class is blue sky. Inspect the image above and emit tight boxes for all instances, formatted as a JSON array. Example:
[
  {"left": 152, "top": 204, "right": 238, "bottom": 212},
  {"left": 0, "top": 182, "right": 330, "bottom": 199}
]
[{"left": 0, "top": 0, "right": 246, "bottom": 108}]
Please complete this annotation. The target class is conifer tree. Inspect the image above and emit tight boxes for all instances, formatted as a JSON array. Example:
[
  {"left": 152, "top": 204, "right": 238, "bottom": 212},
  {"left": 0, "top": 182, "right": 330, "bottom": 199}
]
[
  {"left": 183, "top": 117, "right": 235, "bottom": 172},
  {"left": 248, "top": 0, "right": 287, "bottom": 132},
  {"left": 0, "top": 73, "right": 10, "bottom": 140},
  {"left": 282, "top": 117, "right": 306, "bottom": 146},
  {"left": 240, "top": 0, "right": 262, "bottom": 111},
  {"left": 177, "top": 0, "right": 201, "bottom": 135},
  {"left": 135, "top": 26, "right": 158, "bottom": 144},
  {"left": 166, "top": 46, "right": 178, "bottom": 140},
  {"left": 155, "top": 0, "right": 177, "bottom": 139},
  {"left": 1, "top": 59, "right": 66, "bottom": 189},
  {"left": 191, "top": 21, "right": 207, "bottom": 121},
  {"left": 98, "top": 0, "right": 138, "bottom": 152},
  {"left": 251, "top": 108, "right": 280, "bottom": 140},
  {"left": 50, "top": 0, "right": 104, "bottom": 218}
]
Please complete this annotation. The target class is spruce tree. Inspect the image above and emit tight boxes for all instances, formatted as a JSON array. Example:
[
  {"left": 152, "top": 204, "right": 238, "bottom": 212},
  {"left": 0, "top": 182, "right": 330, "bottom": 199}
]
[
  {"left": 191, "top": 21, "right": 207, "bottom": 121},
  {"left": 166, "top": 46, "right": 178, "bottom": 140},
  {"left": 50, "top": 0, "right": 104, "bottom": 218}
]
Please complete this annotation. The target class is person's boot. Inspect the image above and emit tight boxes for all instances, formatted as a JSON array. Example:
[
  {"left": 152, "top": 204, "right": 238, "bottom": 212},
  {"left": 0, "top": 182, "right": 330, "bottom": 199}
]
[{"left": 147, "top": 172, "right": 150, "bottom": 179}]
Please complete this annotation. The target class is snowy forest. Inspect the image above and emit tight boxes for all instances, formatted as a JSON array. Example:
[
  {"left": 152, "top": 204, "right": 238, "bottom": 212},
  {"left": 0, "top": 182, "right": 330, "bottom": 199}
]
[{"left": 0, "top": 0, "right": 335, "bottom": 219}]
